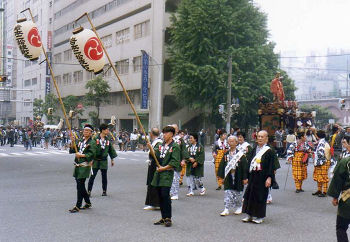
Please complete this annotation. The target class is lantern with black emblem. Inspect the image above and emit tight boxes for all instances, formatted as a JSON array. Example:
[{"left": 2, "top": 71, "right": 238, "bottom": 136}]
[
  {"left": 70, "top": 27, "right": 105, "bottom": 74},
  {"left": 14, "top": 18, "right": 42, "bottom": 61}
]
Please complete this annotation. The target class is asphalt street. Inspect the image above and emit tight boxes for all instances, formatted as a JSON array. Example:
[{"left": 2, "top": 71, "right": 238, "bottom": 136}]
[{"left": 0, "top": 144, "right": 344, "bottom": 242}]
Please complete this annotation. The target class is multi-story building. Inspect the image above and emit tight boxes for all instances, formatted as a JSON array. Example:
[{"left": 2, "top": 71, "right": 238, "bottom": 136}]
[{"left": 52, "top": 0, "right": 198, "bottom": 131}]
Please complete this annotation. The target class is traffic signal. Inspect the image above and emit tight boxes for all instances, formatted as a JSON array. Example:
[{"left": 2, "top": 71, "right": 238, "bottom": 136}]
[
  {"left": 69, "top": 110, "right": 75, "bottom": 118},
  {"left": 0, "top": 76, "right": 7, "bottom": 82},
  {"left": 339, "top": 99, "right": 346, "bottom": 110},
  {"left": 48, "top": 108, "right": 53, "bottom": 115}
]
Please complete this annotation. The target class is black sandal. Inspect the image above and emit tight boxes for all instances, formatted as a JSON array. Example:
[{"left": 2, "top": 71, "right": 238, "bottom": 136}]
[
  {"left": 154, "top": 219, "right": 165, "bottom": 225},
  {"left": 69, "top": 206, "right": 80, "bottom": 213},
  {"left": 81, "top": 203, "right": 92, "bottom": 210}
]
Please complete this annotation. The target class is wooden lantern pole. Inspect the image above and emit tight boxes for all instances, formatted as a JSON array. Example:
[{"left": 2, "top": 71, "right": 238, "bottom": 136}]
[
  {"left": 74, "top": 13, "right": 161, "bottom": 167},
  {"left": 21, "top": 8, "right": 78, "bottom": 153}
]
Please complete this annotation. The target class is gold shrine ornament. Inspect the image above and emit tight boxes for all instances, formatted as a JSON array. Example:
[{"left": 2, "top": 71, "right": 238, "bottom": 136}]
[
  {"left": 70, "top": 27, "right": 105, "bottom": 74},
  {"left": 14, "top": 18, "right": 42, "bottom": 61}
]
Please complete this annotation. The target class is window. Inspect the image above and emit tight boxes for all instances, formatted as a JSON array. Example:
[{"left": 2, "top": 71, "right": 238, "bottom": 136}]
[
  {"left": 55, "top": 75, "right": 61, "bottom": 85},
  {"left": 33, "top": 15, "right": 38, "bottom": 22},
  {"left": 54, "top": 53, "right": 62, "bottom": 63},
  {"left": 101, "top": 35, "right": 112, "bottom": 48},
  {"left": 24, "top": 99, "right": 31, "bottom": 107},
  {"left": 134, "top": 20, "right": 150, "bottom": 39},
  {"left": 116, "top": 59, "right": 129, "bottom": 75},
  {"left": 103, "top": 65, "right": 112, "bottom": 77},
  {"left": 8, "top": 59, "right": 11, "bottom": 63},
  {"left": 32, "top": 78, "right": 37, "bottom": 85},
  {"left": 63, "top": 49, "right": 72, "bottom": 62},
  {"left": 116, "top": 28, "right": 130, "bottom": 45},
  {"left": 86, "top": 71, "right": 94, "bottom": 81},
  {"left": 7, "top": 51, "right": 11, "bottom": 55},
  {"left": 24, "top": 79, "right": 31, "bottom": 86},
  {"left": 73, "top": 70, "right": 83, "bottom": 83},
  {"left": 121, "top": 91, "right": 134, "bottom": 104},
  {"left": 25, "top": 60, "right": 31, "bottom": 67},
  {"left": 133, "top": 56, "right": 141, "bottom": 72},
  {"left": 63, "top": 73, "right": 72, "bottom": 85}
]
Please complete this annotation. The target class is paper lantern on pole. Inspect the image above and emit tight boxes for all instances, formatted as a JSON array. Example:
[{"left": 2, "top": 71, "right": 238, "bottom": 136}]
[
  {"left": 70, "top": 27, "right": 105, "bottom": 74},
  {"left": 14, "top": 18, "right": 42, "bottom": 61}
]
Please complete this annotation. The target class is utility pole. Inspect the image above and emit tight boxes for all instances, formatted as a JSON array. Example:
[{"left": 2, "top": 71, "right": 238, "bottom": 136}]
[{"left": 226, "top": 56, "right": 232, "bottom": 132}]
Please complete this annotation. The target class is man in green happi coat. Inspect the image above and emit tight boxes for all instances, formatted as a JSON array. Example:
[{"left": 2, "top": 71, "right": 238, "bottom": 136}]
[
  {"left": 185, "top": 133, "right": 206, "bottom": 196},
  {"left": 328, "top": 136, "right": 350, "bottom": 242},
  {"left": 88, "top": 123, "right": 117, "bottom": 196},
  {"left": 69, "top": 124, "right": 95, "bottom": 213},
  {"left": 152, "top": 126, "right": 180, "bottom": 227}
]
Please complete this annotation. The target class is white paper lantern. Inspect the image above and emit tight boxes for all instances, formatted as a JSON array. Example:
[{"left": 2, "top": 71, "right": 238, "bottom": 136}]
[
  {"left": 70, "top": 27, "right": 105, "bottom": 74},
  {"left": 14, "top": 18, "right": 42, "bottom": 61}
]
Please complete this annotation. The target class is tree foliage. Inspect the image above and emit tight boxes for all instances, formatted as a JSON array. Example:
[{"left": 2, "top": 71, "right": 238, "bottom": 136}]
[
  {"left": 33, "top": 98, "right": 44, "bottom": 118},
  {"left": 168, "top": 0, "right": 296, "bottom": 129},
  {"left": 84, "top": 76, "right": 111, "bottom": 126},
  {"left": 299, "top": 105, "right": 337, "bottom": 129},
  {"left": 62, "top": 95, "right": 84, "bottom": 116}
]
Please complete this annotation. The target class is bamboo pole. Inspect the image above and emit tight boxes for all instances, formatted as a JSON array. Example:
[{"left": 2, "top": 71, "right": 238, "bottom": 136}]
[
  {"left": 22, "top": 8, "right": 78, "bottom": 153},
  {"left": 76, "top": 13, "right": 161, "bottom": 167}
]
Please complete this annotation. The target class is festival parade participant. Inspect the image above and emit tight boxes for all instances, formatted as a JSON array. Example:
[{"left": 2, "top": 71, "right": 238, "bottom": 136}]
[
  {"left": 185, "top": 133, "right": 206, "bottom": 196},
  {"left": 87, "top": 124, "right": 117, "bottom": 197},
  {"left": 242, "top": 130, "right": 276, "bottom": 224},
  {"left": 212, "top": 129, "right": 228, "bottom": 190},
  {"left": 69, "top": 124, "right": 94, "bottom": 213},
  {"left": 144, "top": 128, "right": 163, "bottom": 210},
  {"left": 152, "top": 126, "right": 180, "bottom": 227},
  {"left": 287, "top": 132, "right": 312, "bottom": 193},
  {"left": 312, "top": 130, "right": 331, "bottom": 197},
  {"left": 327, "top": 142, "right": 350, "bottom": 242},
  {"left": 170, "top": 125, "right": 189, "bottom": 200},
  {"left": 218, "top": 136, "right": 248, "bottom": 216}
]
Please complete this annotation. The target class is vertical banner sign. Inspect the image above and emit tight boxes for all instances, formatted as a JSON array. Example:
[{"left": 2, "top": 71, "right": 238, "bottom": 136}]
[
  {"left": 46, "top": 52, "right": 52, "bottom": 75},
  {"left": 45, "top": 77, "right": 51, "bottom": 95},
  {"left": 141, "top": 51, "right": 149, "bottom": 109}
]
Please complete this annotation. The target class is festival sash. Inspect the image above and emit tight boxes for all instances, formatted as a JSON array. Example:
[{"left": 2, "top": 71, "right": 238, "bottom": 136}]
[
  {"left": 238, "top": 142, "right": 250, "bottom": 153},
  {"left": 249, "top": 146, "right": 270, "bottom": 172},
  {"left": 225, "top": 149, "right": 245, "bottom": 178}
]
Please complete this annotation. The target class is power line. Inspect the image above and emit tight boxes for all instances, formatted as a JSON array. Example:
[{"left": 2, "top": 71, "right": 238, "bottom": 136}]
[
  {"left": 280, "top": 53, "right": 350, "bottom": 59},
  {"left": 281, "top": 66, "right": 348, "bottom": 72}
]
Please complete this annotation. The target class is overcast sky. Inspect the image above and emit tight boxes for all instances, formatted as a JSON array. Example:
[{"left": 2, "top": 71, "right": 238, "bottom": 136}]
[{"left": 254, "top": 0, "right": 350, "bottom": 54}]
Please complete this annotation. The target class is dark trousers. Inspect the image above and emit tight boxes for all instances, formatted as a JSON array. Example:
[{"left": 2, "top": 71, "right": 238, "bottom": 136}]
[
  {"left": 75, "top": 178, "right": 90, "bottom": 208},
  {"left": 337, "top": 215, "right": 350, "bottom": 242},
  {"left": 156, "top": 187, "right": 171, "bottom": 219},
  {"left": 145, "top": 185, "right": 160, "bottom": 207},
  {"left": 88, "top": 168, "right": 107, "bottom": 192}
]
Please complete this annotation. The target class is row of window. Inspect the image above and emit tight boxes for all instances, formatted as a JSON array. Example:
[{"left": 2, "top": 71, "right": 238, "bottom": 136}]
[
  {"left": 54, "top": 0, "right": 132, "bottom": 36},
  {"left": 54, "top": 70, "right": 83, "bottom": 86},
  {"left": 24, "top": 78, "right": 38, "bottom": 87},
  {"left": 53, "top": 49, "right": 72, "bottom": 63}
]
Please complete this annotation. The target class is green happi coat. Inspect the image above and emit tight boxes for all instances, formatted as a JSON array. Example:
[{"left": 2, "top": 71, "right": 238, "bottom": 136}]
[
  {"left": 91, "top": 134, "right": 117, "bottom": 170},
  {"left": 186, "top": 143, "right": 205, "bottom": 177},
  {"left": 70, "top": 138, "right": 94, "bottom": 179},
  {"left": 151, "top": 141, "right": 181, "bottom": 187},
  {"left": 218, "top": 149, "right": 249, "bottom": 191},
  {"left": 327, "top": 157, "right": 350, "bottom": 219},
  {"left": 173, "top": 136, "right": 190, "bottom": 172}
]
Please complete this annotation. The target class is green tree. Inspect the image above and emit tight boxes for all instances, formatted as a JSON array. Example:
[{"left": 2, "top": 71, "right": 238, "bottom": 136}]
[
  {"left": 168, "top": 0, "right": 296, "bottom": 129},
  {"left": 33, "top": 98, "right": 44, "bottom": 118},
  {"left": 42, "top": 93, "right": 58, "bottom": 124},
  {"left": 299, "top": 105, "right": 337, "bottom": 129},
  {"left": 84, "top": 76, "right": 111, "bottom": 127},
  {"left": 63, "top": 95, "right": 84, "bottom": 116}
]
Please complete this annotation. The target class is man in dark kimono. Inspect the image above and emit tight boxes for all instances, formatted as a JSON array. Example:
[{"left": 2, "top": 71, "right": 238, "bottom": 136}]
[
  {"left": 88, "top": 123, "right": 117, "bottom": 196},
  {"left": 69, "top": 124, "right": 95, "bottom": 213},
  {"left": 144, "top": 128, "right": 162, "bottom": 210},
  {"left": 152, "top": 126, "right": 180, "bottom": 227},
  {"left": 328, "top": 138, "right": 350, "bottom": 242},
  {"left": 242, "top": 130, "right": 276, "bottom": 224}
]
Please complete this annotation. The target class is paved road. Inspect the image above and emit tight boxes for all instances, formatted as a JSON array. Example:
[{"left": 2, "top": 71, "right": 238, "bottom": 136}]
[{"left": 0, "top": 145, "right": 343, "bottom": 242}]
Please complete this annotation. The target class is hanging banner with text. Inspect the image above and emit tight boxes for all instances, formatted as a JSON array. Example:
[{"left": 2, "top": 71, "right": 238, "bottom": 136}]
[
  {"left": 46, "top": 52, "right": 52, "bottom": 75},
  {"left": 141, "top": 51, "right": 149, "bottom": 109},
  {"left": 45, "top": 77, "right": 51, "bottom": 95}
]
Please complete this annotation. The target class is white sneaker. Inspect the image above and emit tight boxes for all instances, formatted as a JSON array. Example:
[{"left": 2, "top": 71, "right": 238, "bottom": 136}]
[
  {"left": 199, "top": 188, "right": 206, "bottom": 196},
  {"left": 186, "top": 192, "right": 194, "bottom": 197},
  {"left": 154, "top": 207, "right": 160, "bottom": 210},
  {"left": 171, "top": 195, "right": 178, "bottom": 200},
  {"left": 242, "top": 216, "right": 252, "bottom": 222},
  {"left": 252, "top": 217, "right": 264, "bottom": 224},
  {"left": 143, "top": 206, "right": 155, "bottom": 210},
  {"left": 220, "top": 209, "right": 230, "bottom": 216},
  {"left": 234, "top": 207, "right": 242, "bottom": 215}
]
